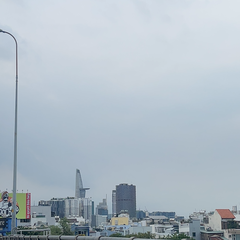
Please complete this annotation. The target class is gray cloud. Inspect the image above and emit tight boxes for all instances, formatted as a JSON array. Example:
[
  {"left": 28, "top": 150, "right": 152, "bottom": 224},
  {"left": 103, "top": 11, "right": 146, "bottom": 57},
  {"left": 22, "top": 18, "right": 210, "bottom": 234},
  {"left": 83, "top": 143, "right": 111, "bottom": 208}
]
[{"left": 1, "top": 0, "right": 240, "bottom": 217}]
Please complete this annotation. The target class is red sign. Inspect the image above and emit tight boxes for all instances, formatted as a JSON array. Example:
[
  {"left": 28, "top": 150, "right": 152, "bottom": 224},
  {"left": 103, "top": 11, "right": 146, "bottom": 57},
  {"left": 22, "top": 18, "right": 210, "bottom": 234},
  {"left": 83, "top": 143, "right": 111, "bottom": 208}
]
[{"left": 26, "top": 193, "right": 31, "bottom": 219}]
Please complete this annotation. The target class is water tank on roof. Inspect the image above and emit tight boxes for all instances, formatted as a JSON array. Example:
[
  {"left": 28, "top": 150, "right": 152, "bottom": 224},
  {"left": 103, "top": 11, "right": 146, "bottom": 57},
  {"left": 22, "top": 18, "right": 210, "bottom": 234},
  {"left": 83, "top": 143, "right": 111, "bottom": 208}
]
[{"left": 233, "top": 206, "right": 237, "bottom": 213}]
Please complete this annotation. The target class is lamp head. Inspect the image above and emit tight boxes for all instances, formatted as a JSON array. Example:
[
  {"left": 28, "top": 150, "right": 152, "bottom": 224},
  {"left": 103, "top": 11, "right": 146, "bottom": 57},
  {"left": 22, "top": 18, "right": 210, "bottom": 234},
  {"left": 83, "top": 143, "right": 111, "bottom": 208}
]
[{"left": 0, "top": 29, "right": 5, "bottom": 33}]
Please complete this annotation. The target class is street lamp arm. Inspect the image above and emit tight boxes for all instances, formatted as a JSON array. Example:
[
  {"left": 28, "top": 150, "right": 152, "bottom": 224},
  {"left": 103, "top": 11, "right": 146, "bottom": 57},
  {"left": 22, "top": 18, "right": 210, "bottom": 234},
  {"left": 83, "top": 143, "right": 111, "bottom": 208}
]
[{"left": 0, "top": 29, "right": 18, "bottom": 79}]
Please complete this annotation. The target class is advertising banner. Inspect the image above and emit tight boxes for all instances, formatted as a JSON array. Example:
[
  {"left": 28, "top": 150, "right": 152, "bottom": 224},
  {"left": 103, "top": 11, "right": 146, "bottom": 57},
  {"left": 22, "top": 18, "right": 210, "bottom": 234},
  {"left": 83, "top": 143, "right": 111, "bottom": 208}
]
[{"left": 0, "top": 192, "right": 31, "bottom": 219}]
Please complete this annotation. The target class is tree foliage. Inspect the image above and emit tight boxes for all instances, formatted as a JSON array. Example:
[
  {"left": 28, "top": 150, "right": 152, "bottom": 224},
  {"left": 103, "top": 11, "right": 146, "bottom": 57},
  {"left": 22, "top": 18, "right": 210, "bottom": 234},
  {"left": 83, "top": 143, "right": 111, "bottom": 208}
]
[
  {"left": 227, "top": 221, "right": 239, "bottom": 229},
  {"left": 109, "top": 233, "right": 124, "bottom": 237},
  {"left": 50, "top": 217, "right": 73, "bottom": 236},
  {"left": 17, "top": 226, "right": 45, "bottom": 235},
  {"left": 50, "top": 225, "right": 62, "bottom": 235},
  {"left": 126, "top": 232, "right": 156, "bottom": 238},
  {"left": 165, "top": 233, "right": 192, "bottom": 239},
  {"left": 59, "top": 217, "right": 74, "bottom": 235},
  {"left": 110, "top": 232, "right": 155, "bottom": 239}
]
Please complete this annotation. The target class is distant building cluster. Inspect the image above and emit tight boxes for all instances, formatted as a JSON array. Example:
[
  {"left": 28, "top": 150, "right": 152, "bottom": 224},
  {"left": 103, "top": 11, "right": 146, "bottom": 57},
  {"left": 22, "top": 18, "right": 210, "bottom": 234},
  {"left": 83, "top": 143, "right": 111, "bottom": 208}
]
[
  {"left": 8, "top": 169, "right": 240, "bottom": 240},
  {"left": 31, "top": 170, "right": 138, "bottom": 229}
]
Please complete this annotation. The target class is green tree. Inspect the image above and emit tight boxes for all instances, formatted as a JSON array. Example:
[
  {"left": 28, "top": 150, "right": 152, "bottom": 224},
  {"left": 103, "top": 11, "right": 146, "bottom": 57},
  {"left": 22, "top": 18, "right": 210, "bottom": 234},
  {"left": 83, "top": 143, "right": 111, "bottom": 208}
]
[
  {"left": 227, "top": 221, "right": 239, "bottom": 229},
  {"left": 50, "top": 225, "right": 62, "bottom": 235},
  {"left": 17, "top": 226, "right": 44, "bottom": 235},
  {"left": 165, "top": 233, "right": 192, "bottom": 239},
  {"left": 50, "top": 217, "right": 73, "bottom": 235},
  {"left": 125, "top": 232, "right": 155, "bottom": 239},
  {"left": 59, "top": 217, "right": 74, "bottom": 235},
  {"left": 109, "top": 233, "right": 124, "bottom": 237}
]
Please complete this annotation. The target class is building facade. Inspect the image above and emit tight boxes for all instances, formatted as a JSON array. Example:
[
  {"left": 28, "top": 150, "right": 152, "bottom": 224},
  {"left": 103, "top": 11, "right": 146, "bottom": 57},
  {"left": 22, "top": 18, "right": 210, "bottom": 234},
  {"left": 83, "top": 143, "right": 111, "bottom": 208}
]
[
  {"left": 39, "top": 198, "right": 65, "bottom": 219},
  {"left": 31, "top": 205, "right": 56, "bottom": 226},
  {"left": 96, "top": 198, "right": 108, "bottom": 216},
  {"left": 39, "top": 197, "right": 93, "bottom": 226},
  {"left": 111, "top": 213, "right": 129, "bottom": 226},
  {"left": 115, "top": 183, "right": 136, "bottom": 218},
  {"left": 149, "top": 211, "right": 176, "bottom": 219},
  {"left": 65, "top": 197, "right": 80, "bottom": 217}
]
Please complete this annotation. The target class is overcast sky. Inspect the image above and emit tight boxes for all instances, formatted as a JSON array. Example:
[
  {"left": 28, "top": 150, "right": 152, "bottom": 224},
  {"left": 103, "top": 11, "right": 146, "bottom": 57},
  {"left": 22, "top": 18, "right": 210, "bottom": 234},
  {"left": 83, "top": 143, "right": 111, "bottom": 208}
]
[{"left": 1, "top": 0, "right": 240, "bottom": 218}]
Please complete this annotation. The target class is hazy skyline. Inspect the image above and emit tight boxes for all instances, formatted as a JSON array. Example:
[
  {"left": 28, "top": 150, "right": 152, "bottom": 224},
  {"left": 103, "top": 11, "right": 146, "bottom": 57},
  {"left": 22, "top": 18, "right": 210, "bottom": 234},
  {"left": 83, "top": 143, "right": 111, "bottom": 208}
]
[{"left": 1, "top": 0, "right": 240, "bottom": 217}]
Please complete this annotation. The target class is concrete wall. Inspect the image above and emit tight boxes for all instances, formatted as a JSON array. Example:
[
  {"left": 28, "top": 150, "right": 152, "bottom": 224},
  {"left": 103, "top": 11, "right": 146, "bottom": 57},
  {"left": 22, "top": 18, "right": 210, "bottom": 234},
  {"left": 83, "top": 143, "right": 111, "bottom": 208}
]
[
  {"left": 31, "top": 205, "right": 56, "bottom": 226},
  {"left": 189, "top": 219, "right": 201, "bottom": 240},
  {"left": 128, "top": 226, "right": 152, "bottom": 234},
  {"left": 179, "top": 223, "right": 189, "bottom": 236},
  {"left": 96, "top": 215, "right": 107, "bottom": 227},
  {"left": 111, "top": 216, "right": 129, "bottom": 226},
  {"left": 208, "top": 211, "right": 222, "bottom": 231}
]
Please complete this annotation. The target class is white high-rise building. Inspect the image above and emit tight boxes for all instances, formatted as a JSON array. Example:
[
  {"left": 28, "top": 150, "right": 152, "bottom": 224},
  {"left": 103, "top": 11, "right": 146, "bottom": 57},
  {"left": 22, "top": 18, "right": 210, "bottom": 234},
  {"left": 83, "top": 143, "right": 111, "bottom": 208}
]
[
  {"left": 65, "top": 198, "right": 80, "bottom": 217},
  {"left": 81, "top": 198, "right": 92, "bottom": 225},
  {"left": 64, "top": 197, "right": 92, "bottom": 226},
  {"left": 112, "top": 190, "right": 116, "bottom": 216}
]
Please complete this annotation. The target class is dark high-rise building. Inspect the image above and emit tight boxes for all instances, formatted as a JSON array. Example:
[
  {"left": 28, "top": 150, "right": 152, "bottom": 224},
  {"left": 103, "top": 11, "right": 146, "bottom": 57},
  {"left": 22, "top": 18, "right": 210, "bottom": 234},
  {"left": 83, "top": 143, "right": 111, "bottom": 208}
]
[
  {"left": 75, "top": 169, "right": 90, "bottom": 198},
  {"left": 39, "top": 198, "right": 66, "bottom": 218},
  {"left": 115, "top": 183, "right": 136, "bottom": 218}
]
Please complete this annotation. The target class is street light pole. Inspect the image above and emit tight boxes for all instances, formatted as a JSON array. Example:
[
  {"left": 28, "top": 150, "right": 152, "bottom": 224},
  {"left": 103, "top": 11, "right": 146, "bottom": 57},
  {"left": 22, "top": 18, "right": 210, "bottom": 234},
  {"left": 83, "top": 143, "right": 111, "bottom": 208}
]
[{"left": 0, "top": 29, "right": 18, "bottom": 235}]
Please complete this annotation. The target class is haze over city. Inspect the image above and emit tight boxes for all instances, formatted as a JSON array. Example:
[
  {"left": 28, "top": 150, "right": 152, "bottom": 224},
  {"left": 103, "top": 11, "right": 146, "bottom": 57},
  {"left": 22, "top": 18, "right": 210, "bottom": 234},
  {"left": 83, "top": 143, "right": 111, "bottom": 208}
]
[{"left": 1, "top": 1, "right": 240, "bottom": 218}]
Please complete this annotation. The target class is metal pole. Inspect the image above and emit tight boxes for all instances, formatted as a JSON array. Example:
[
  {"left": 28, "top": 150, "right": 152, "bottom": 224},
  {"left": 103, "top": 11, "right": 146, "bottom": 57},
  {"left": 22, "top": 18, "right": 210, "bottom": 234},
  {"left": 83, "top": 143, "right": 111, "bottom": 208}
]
[{"left": 0, "top": 29, "right": 18, "bottom": 235}]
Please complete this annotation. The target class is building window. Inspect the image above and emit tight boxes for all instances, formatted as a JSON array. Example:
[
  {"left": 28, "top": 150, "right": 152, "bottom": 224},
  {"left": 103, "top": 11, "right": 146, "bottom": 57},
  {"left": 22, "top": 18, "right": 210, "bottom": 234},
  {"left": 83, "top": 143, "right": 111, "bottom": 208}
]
[
  {"left": 20, "top": 219, "right": 30, "bottom": 222},
  {"left": 192, "top": 232, "right": 196, "bottom": 237}
]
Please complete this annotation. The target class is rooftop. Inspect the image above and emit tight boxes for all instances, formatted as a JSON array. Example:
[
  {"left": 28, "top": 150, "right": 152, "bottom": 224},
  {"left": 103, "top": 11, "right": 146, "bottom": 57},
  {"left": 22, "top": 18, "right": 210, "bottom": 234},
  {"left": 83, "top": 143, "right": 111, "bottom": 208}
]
[
  {"left": 216, "top": 209, "right": 235, "bottom": 219},
  {"left": 200, "top": 230, "right": 224, "bottom": 234}
]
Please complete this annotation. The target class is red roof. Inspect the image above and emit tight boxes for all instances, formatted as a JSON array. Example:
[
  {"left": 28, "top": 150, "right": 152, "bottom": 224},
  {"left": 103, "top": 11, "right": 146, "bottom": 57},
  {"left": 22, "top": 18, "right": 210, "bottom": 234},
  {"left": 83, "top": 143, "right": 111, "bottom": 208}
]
[{"left": 216, "top": 209, "right": 235, "bottom": 219}]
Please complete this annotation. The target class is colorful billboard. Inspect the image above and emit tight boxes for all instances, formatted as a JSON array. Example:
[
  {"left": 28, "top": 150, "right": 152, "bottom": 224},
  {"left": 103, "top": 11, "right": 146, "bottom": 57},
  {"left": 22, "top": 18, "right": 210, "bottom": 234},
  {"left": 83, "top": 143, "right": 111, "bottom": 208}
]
[{"left": 0, "top": 192, "right": 31, "bottom": 219}]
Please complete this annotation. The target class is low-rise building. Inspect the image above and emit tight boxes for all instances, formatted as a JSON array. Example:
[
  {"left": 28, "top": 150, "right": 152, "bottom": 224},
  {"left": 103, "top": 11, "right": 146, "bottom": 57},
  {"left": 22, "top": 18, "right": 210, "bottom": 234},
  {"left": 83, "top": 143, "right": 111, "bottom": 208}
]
[
  {"left": 111, "top": 213, "right": 129, "bottom": 226},
  {"left": 31, "top": 205, "right": 56, "bottom": 226},
  {"left": 208, "top": 209, "right": 235, "bottom": 231},
  {"left": 207, "top": 209, "right": 240, "bottom": 240},
  {"left": 200, "top": 230, "right": 224, "bottom": 240},
  {"left": 179, "top": 218, "right": 200, "bottom": 240}
]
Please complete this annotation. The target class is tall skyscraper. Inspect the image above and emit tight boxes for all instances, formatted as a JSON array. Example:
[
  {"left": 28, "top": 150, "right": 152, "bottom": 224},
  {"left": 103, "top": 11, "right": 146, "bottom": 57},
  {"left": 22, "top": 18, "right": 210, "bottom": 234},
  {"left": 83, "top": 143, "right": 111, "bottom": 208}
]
[
  {"left": 112, "top": 190, "right": 116, "bottom": 216},
  {"left": 75, "top": 169, "right": 90, "bottom": 198},
  {"left": 115, "top": 183, "right": 136, "bottom": 218}
]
